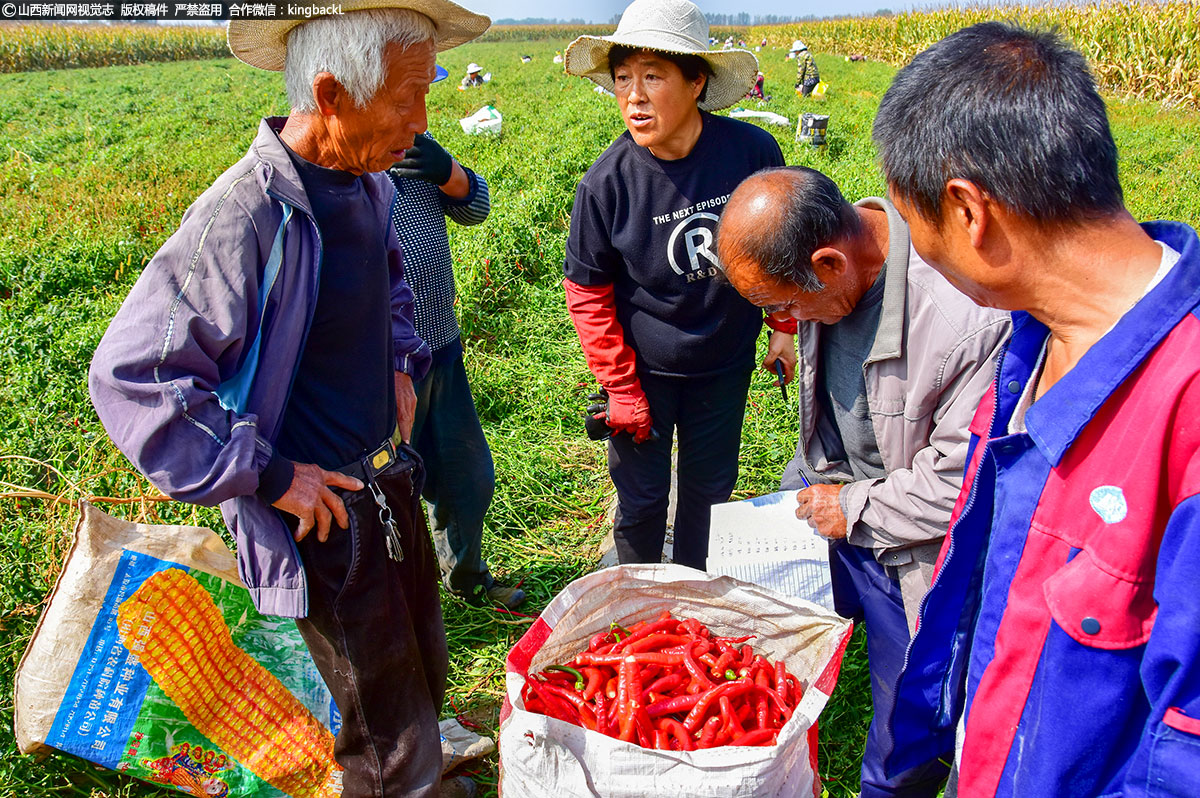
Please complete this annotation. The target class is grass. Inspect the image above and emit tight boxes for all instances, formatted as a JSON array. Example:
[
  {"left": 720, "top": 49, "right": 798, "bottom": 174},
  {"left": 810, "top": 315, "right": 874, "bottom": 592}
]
[{"left": 1, "top": 34, "right": 1199, "bottom": 798}]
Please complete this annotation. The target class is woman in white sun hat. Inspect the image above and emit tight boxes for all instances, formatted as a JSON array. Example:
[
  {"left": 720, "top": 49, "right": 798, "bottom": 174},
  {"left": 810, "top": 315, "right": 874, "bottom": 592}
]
[{"left": 562, "top": 0, "right": 788, "bottom": 572}]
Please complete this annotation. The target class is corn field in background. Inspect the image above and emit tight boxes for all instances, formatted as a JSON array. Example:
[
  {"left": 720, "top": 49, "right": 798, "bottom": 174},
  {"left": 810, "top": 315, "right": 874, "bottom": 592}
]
[
  {"left": 753, "top": 1, "right": 1200, "bottom": 109},
  {"left": 4, "top": 3, "right": 1198, "bottom": 108},
  {"left": 0, "top": 23, "right": 228, "bottom": 72}
]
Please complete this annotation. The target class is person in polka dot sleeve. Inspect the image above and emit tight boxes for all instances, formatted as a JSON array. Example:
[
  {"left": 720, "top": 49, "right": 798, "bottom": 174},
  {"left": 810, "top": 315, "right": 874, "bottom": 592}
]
[{"left": 388, "top": 127, "right": 525, "bottom": 610}]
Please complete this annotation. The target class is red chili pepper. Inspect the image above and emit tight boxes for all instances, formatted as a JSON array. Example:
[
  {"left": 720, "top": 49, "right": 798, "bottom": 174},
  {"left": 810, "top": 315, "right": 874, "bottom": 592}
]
[
  {"left": 731, "top": 728, "right": 777, "bottom": 746},
  {"left": 711, "top": 650, "right": 736, "bottom": 678},
  {"left": 654, "top": 729, "right": 668, "bottom": 750},
  {"left": 626, "top": 633, "right": 691, "bottom": 653},
  {"left": 657, "top": 717, "right": 695, "bottom": 751},
  {"left": 697, "top": 716, "right": 723, "bottom": 748},
  {"left": 719, "top": 695, "right": 742, "bottom": 737},
  {"left": 582, "top": 667, "right": 606, "bottom": 701},
  {"left": 683, "top": 679, "right": 753, "bottom": 732},
  {"left": 542, "top": 682, "right": 589, "bottom": 714},
  {"left": 756, "top": 693, "right": 769, "bottom": 729},
  {"left": 751, "top": 685, "right": 793, "bottom": 723},
  {"left": 576, "top": 652, "right": 684, "bottom": 667},
  {"left": 546, "top": 664, "right": 586, "bottom": 691},
  {"left": 616, "top": 658, "right": 636, "bottom": 742},
  {"left": 614, "top": 617, "right": 678, "bottom": 653},
  {"left": 714, "top": 634, "right": 755, "bottom": 646},
  {"left": 740, "top": 644, "right": 754, "bottom": 668},
  {"left": 786, "top": 674, "right": 803, "bottom": 704},
  {"left": 594, "top": 689, "right": 610, "bottom": 736},
  {"left": 642, "top": 671, "right": 687, "bottom": 701},
  {"left": 605, "top": 675, "right": 618, "bottom": 700},
  {"left": 645, "top": 691, "right": 703, "bottom": 718},
  {"left": 526, "top": 678, "right": 578, "bottom": 725},
  {"left": 682, "top": 647, "right": 714, "bottom": 691},
  {"left": 775, "top": 661, "right": 789, "bottom": 705},
  {"left": 634, "top": 706, "right": 654, "bottom": 747}
]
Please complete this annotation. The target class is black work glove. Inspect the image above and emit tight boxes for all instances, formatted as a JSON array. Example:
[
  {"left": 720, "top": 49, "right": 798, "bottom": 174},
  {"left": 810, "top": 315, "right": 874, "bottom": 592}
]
[{"left": 390, "top": 132, "right": 454, "bottom": 187}]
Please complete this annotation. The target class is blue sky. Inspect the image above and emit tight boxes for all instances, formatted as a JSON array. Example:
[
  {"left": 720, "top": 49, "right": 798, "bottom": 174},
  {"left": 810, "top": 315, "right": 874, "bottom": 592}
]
[{"left": 472, "top": 0, "right": 926, "bottom": 23}]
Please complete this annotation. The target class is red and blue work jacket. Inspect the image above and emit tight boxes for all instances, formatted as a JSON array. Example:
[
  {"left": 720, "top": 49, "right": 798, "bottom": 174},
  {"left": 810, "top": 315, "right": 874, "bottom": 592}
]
[{"left": 887, "top": 221, "right": 1200, "bottom": 797}]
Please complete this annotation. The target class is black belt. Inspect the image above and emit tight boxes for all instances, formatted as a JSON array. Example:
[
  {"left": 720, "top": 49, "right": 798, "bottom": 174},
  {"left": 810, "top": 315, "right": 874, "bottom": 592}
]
[{"left": 334, "top": 437, "right": 409, "bottom": 562}]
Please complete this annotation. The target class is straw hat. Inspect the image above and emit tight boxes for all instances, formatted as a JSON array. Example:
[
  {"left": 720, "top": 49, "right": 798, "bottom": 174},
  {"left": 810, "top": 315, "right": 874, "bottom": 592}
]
[
  {"left": 467, "top": 63, "right": 482, "bottom": 73},
  {"left": 227, "top": 0, "right": 491, "bottom": 72},
  {"left": 790, "top": 40, "right": 807, "bottom": 53},
  {"left": 563, "top": 0, "right": 758, "bottom": 112}
]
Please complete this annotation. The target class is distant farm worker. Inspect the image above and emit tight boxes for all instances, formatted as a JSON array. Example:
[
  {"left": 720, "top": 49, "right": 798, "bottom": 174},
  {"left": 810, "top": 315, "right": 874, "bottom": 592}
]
[
  {"left": 715, "top": 165, "right": 1009, "bottom": 798},
  {"left": 746, "top": 70, "right": 766, "bottom": 99},
  {"left": 87, "top": 3, "right": 491, "bottom": 797},
  {"left": 461, "top": 61, "right": 484, "bottom": 86},
  {"left": 562, "top": 0, "right": 784, "bottom": 569},
  {"left": 875, "top": 22, "right": 1200, "bottom": 797},
  {"left": 387, "top": 117, "right": 526, "bottom": 609},
  {"left": 792, "top": 40, "right": 819, "bottom": 94}
]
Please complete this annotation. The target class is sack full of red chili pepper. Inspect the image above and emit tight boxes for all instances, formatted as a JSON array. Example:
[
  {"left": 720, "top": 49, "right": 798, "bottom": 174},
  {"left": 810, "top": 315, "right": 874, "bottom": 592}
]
[{"left": 499, "top": 564, "right": 853, "bottom": 798}]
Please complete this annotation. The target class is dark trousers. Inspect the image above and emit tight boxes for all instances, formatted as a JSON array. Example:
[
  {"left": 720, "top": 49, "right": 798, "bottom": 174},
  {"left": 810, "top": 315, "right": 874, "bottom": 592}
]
[
  {"left": 829, "top": 540, "right": 950, "bottom": 798},
  {"left": 293, "top": 447, "right": 448, "bottom": 798},
  {"left": 608, "top": 366, "right": 753, "bottom": 570},
  {"left": 411, "top": 348, "right": 495, "bottom": 597}
]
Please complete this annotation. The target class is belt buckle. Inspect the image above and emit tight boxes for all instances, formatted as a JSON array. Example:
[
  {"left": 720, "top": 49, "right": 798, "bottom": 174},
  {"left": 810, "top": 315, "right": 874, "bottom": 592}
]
[{"left": 366, "top": 440, "right": 394, "bottom": 477}]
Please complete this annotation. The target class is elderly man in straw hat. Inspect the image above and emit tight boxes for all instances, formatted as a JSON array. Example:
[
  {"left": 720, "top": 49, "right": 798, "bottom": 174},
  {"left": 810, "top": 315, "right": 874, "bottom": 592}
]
[
  {"left": 561, "top": 0, "right": 786, "bottom": 571},
  {"left": 88, "top": 3, "right": 489, "bottom": 796}
]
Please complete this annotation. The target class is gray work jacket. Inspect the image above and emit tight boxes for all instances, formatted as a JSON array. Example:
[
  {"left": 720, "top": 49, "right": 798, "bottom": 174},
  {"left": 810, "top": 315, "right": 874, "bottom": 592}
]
[{"left": 781, "top": 198, "right": 1011, "bottom": 629}]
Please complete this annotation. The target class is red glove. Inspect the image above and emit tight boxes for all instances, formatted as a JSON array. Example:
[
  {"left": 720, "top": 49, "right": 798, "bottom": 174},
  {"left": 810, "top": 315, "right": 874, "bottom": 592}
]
[
  {"left": 564, "top": 278, "right": 656, "bottom": 442},
  {"left": 605, "top": 386, "right": 654, "bottom": 443}
]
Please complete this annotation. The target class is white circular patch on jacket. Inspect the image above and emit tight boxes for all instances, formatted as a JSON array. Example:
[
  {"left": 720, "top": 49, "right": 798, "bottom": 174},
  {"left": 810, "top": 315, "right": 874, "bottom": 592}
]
[{"left": 1089, "top": 485, "right": 1128, "bottom": 524}]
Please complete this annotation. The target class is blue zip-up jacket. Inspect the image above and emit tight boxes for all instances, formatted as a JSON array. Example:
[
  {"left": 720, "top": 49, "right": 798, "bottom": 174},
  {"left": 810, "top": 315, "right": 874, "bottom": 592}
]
[
  {"left": 887, "top": 221, "right": 1200, "bottom": 796},
  {"left": 88, "top": 117, "right": 432, "bottom": 618}
]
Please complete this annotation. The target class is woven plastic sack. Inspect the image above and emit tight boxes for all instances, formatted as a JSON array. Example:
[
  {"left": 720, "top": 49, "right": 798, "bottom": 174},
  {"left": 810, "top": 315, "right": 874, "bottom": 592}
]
[
  {"left": 499, "top": 564, "right": 853, "bottom": 798},
  {"left": 15, "top": 503, "right": 496, "bottom": 797},
  {"left": 15, "top": 502, "right": 343, "bottom": 797},
  {"left": 460, "top": 105, "right": 502, "bottom": 136}
]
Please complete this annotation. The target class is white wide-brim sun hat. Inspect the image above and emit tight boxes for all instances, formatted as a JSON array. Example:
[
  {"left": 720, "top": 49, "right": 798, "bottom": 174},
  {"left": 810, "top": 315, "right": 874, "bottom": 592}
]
[
  {"left": 227, "top": 0, "right": 491, "bottom": 72},
  {"left": 563, "top": 0, "right": 758, "bottom": 112}
]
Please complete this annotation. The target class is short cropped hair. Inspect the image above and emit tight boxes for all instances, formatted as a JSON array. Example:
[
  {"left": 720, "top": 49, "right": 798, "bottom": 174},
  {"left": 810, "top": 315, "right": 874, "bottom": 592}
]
[
  {"left": 285, "top": 8, "right": 436, "bottom": 113},
  {"left": 718, "top": 166, "right": 862, "bottom": 292},
  {"left": 872, "top": 22, "right": 1123, "bottom": 227},
  {"left": 608, "top": 45, "right": 713, "bottom": 105}
]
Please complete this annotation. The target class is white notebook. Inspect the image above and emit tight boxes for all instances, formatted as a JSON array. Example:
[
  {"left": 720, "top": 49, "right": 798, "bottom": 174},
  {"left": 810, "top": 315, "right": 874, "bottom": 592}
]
[{"left": 707, "top": 491, "right": 835, "bottom": 611}]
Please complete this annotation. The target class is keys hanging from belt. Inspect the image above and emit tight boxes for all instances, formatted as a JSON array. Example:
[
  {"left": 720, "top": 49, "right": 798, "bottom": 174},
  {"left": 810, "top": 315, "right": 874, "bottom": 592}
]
[{"left": 367, "top": 479, "right": 404, "bottom": 562}]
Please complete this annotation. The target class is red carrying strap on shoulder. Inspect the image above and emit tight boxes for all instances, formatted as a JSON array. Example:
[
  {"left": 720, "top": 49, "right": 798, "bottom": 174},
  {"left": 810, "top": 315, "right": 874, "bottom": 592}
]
[{"left": 563, "top": 278, "right": 641, "bottom": 392}]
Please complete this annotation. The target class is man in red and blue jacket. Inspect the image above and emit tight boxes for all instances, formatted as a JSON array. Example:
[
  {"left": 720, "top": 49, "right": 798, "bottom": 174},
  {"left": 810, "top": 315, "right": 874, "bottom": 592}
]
[{"left": 871, "top": 22, "right": 1200, "bottom": 797}]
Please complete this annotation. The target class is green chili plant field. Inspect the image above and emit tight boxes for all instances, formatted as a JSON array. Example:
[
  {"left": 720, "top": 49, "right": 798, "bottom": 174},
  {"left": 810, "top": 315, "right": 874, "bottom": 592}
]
[{"left": 1, "top": 35, "right": 1198, "bottom": 798}]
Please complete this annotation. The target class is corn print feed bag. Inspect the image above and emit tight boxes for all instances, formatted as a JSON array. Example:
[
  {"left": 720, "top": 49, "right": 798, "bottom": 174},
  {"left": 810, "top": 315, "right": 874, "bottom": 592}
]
[{"left": 14, "top": 501, "right": 344, "bottom": 798}]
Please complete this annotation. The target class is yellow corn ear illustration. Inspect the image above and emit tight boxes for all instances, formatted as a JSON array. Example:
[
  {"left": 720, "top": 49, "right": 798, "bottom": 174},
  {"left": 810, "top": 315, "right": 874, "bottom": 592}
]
[{"left": 117, "top": 568, "right": 342, "bottom": 798}]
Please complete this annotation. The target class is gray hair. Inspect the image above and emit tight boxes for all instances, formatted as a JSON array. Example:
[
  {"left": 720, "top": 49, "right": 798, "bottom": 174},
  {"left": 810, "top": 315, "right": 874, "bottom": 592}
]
[{"left": 284, "top": 8, "right": 437, "bottom": 113}]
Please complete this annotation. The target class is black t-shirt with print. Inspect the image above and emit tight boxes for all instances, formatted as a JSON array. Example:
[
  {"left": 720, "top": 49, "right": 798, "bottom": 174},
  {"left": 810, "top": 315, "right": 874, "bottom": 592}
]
[{"left": 564, "top": 112, "right": 785, "bottom": 378}]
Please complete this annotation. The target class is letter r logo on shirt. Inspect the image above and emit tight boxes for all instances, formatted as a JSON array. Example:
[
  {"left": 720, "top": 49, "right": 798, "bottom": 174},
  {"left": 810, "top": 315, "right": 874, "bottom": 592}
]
[{"left": 667, "top": 212, "right": 721, "bottom": 275}]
